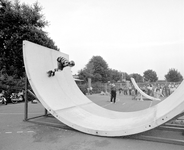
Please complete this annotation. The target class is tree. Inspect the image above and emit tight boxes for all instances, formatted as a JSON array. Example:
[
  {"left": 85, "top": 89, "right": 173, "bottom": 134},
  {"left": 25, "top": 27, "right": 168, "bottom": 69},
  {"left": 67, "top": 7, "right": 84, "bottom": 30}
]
[
  {"left": 77, "top": 63, "right": 95, "bottom": 82},
  {"left": 87, "top": 56, "right": 109, "bottom": 83},
  {"left": 90, "top": 56, "right": 109, "bottom": 83},
  {"left": 78, "top": 56, "right": 109, "bottom": 83},
  {"left": 143, "top": 69, "right": 158, "bottom": 82},
  {"left": 121, "top": 72, "right": 131, "bottom": 81},
  {"left": 107, "top": 69, "right": 122, "bottom": 83},
  {"left": 129, "top": 73, "right": 143, "bottom": 83},
  {"left": 165, "top": 68, "right": 183, "bottom": 82},
  {"left": 0, "top": 0, "right": 58, "bottom": 78}
]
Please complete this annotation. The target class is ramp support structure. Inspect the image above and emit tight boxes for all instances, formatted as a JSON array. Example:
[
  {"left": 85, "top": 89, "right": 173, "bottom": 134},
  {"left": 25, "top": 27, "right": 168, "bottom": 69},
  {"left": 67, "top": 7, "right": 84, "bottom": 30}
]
[{"left": 24, "top": 75, "right": 48, "bottom": 121}]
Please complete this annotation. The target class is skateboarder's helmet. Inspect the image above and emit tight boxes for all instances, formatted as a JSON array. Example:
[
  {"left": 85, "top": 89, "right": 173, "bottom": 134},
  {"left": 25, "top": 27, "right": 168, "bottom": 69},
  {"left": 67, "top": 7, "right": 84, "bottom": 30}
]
[{"left": 69, "top": 61, "right": 75, "bottom": 67}]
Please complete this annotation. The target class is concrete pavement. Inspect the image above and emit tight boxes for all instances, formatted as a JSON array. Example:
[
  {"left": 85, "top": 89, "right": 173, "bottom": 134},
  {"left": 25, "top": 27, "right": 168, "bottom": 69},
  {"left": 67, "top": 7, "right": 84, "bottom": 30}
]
[{"left": 0, "top": 97, "right": 184, "bottom": 150}]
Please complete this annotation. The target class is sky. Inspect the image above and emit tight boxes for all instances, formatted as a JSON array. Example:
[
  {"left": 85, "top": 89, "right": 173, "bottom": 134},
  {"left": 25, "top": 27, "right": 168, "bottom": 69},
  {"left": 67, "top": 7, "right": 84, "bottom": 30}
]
[{"left": 19, "top": 0, "right": 184, "bottom": 80}]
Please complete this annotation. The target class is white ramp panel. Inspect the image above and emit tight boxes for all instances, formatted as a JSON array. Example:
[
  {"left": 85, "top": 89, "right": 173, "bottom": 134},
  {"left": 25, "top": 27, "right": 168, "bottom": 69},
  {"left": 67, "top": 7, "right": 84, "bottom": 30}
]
[
  {"left": 131, "top": 78, "right": 161, "bottom": 101},
  {"left": 23, "top": 40, "right": 184, "bottom": 137}
]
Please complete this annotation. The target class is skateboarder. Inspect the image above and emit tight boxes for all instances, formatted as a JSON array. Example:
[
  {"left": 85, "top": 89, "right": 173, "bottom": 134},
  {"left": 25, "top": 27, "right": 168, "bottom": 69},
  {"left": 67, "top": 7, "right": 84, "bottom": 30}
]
[{"left": 47, "top": 57, "right": 75, "bottom": 77}]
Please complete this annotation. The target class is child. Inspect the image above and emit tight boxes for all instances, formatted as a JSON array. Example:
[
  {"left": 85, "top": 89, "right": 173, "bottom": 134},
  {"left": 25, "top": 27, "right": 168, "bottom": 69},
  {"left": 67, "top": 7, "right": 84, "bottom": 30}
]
[{"left": 47, "top": 57, "right": 75, "bottom": 77}]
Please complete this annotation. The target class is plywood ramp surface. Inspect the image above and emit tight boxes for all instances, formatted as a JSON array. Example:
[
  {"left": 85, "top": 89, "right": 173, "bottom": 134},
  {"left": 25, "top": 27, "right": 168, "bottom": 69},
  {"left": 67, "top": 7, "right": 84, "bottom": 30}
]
[{"left": 23, "top": 41, "right": 184, "bottom": 136}]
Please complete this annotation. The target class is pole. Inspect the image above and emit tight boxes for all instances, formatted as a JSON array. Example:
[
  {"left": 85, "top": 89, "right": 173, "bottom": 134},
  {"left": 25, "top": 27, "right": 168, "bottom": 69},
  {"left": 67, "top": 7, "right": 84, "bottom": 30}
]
[
  {"left": 24, "top": 75, "right": 28, "bottom": 121},
  {"left": 44, "top": 109, "right": 48, "bottom": 116}
]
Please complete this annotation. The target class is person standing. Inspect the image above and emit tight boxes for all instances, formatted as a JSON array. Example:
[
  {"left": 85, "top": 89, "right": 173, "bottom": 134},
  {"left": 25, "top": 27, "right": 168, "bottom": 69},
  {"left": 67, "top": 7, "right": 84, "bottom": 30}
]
[
  {"left": 147, "top": 84, "right": 153, "bottom": 96},
  {"left": 0, "top": 90, "right": 7, "bottom": 105},
  {"left": 89, "top": 86, "right": 93, "bottom": 95},
  {"left": 110, "top": 84, "right": 117, "bottom": 103}
]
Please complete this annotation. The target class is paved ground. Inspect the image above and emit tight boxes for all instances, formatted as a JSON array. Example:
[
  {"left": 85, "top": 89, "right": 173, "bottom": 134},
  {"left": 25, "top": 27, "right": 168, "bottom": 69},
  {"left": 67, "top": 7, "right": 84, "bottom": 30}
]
[
  {"left": 87, "top": 94, "right": 161, "bottom": 112},
  {"left": 0, "top": 95, "right": 184, "bottom": 150}
]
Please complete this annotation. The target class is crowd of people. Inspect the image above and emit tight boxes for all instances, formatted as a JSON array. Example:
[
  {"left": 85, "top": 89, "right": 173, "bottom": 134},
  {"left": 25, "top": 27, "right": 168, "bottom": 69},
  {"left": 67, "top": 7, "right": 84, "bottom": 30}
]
[
  {"left": 102, "top": 82, "right": 180, "bottom": 103},
  {"left": 120, "top": 82, "right": 180, "bottom": 100}
]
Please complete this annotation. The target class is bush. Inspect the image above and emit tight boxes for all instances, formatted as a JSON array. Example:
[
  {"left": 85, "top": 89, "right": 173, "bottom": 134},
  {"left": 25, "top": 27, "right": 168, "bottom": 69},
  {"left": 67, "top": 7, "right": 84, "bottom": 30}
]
[
  {"left": 76, "top": 82, "right": 106, "bottom": 94},
  {"left": 77, "top": 84, "right": 88, "bottom": 95},
  {"left": 91, "top": 82, "right": 105, "bottom": 94}
]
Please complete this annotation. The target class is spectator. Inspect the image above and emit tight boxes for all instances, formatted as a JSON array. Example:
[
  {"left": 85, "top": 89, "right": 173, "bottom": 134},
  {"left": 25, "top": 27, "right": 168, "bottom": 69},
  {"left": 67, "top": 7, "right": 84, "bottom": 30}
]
[
  {"left": 0, "top": 89, "right": 7, "bottom": 105},
  {"left": 147, "top": 84, "right": 153, "bottom": 96},
  {"left": 110, "top": 84, "right": 117, "bottom": 103},
  {"left": 124, "top": 86, "right": 128, "bottom": 95},
  {"left": 89, "top": 86, "right": 93, "bottom": 95},
  {"left": 165, "top": 84, "right": 170, "bottom": 97},
  {"left": 128, "top": 86, "right": 132, "bottom": 95},
  {"left": 131, "top": 88, "right": 136, "bottom": 100}
]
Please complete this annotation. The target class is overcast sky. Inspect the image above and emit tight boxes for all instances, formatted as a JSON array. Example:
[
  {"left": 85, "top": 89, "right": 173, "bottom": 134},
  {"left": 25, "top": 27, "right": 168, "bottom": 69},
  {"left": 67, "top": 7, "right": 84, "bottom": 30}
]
[{"left": 20, "top": 0, "right": 184, "bottom": 80}]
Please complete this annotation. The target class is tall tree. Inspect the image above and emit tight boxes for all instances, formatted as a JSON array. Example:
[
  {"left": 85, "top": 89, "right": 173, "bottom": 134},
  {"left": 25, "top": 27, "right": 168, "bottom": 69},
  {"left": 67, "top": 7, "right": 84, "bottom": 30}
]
[
  {"left": 107, "top": 69, "right": 122, "bottom": 83},
  {"left": 165, "top": 68, "right": 183, "bottom": 82},
  {"left": 0, "top": 0, "right": 58, "bottom": 78},
  {"left": 77, "top": 63, "right": 94, "bottom": 82},
  {"left": 130, "top": 73, "right": 143, "bottom": 83},
  {"left": 78, "top": 56, "right": 109, "bottom": 83},
  {"left": 122, "top": 72, "right": 130, "bottom": 81},
  {"left": 143, "top": 69, "right": 158, "bottom": 82}
]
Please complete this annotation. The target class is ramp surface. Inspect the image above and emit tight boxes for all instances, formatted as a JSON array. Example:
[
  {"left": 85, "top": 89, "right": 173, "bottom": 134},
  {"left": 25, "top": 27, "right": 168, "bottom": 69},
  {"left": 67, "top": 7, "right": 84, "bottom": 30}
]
[
  {"left": 23, "top": 41, "right": 184, "bottom": 137},
  {"left": 131, "top": 78, "right": 161, "bottom": 101}
]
